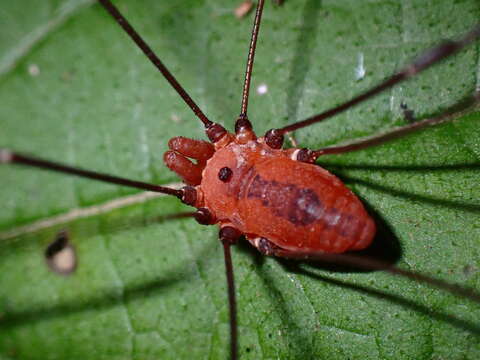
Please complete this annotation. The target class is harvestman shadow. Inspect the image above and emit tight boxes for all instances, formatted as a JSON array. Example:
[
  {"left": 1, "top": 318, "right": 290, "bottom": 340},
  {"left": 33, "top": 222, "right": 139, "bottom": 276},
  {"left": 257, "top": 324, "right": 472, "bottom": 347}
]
[
  {"left": 236, "top": 208, "right": 480, "bottom": 339},
  {"left": 281, "top": 263, "right": 480, "bottom": 335},
  {"left": 234, "top": 203, "right": 400, "bottom": 356}
]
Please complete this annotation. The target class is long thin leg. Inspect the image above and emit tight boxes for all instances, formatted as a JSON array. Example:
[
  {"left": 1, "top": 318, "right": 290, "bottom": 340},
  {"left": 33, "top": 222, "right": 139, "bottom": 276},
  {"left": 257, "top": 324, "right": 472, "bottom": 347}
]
[
  {"left": 223, "top": 242, "right": 238, "bottom": 360},
  {"left": 264, "top": 24, "right": 480, "bottom": 147},
  {"left": 0, "top": 149, "right": 183, "bottom": 197},
  {"left": 295, "top": 91, "right": 480, "bottom": 162},
  {"left": 97, "top": 0, "right": 212, "bottom": 128},
  {"left": 219, "top": 226, "right": 243, "bottom": 360},
  {"left": 235, "top": 0, "right": 266, "bottom": 133},
  {"left": 267, "top": 246, "right": 480, "bottom": 304}
]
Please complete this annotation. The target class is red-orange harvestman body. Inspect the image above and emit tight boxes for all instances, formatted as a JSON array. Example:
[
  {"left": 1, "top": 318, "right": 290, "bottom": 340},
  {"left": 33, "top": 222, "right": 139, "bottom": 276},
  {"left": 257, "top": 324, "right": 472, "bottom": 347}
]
[{"left": 1, "top": 0, "right": 480, "bottom": 358}]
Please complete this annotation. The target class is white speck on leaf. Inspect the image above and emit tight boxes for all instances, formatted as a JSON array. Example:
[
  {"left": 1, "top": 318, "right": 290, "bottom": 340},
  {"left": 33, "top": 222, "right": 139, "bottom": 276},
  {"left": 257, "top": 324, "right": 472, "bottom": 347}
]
[
  {"left": 171, "top": 113, "right": 181, "bottom": 123},
  {"left": 28, "top": 63, "right": 40, "bottom": 76},
  {"left": 257, "top": 83, "right": 268, "bottom": 95},
  {"left": 355, "top": 53, "right": 365, "bottom": 81}
]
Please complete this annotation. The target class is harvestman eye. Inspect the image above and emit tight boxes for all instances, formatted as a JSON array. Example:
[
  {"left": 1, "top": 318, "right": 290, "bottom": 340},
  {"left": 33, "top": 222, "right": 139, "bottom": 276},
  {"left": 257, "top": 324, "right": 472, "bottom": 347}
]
[
  {"left": 45, "top": 230, "right": 77, "bottom": 276},
  {"left": 218, "top": 167, "right": 233, "bottom": 182}
]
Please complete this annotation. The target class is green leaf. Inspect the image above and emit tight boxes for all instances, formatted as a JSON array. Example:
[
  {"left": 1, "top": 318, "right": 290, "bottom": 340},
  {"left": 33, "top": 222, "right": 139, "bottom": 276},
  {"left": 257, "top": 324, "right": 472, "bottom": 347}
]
[{"left": 1, "top": 0, "right": 479, "bottom": 359}]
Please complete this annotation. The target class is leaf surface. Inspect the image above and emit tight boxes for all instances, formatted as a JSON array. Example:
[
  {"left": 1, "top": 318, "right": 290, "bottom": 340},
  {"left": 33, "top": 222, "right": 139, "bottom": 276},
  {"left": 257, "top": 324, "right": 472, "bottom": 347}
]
[{"left": 0, "top": 0, "right": 479, "bottom": 359}]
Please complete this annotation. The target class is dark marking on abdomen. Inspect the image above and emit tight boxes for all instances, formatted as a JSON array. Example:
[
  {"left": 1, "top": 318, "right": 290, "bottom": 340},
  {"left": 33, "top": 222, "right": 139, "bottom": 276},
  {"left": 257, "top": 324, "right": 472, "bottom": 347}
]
[{"left": 246, "top": 174, "right": 324, "bottom": 226}]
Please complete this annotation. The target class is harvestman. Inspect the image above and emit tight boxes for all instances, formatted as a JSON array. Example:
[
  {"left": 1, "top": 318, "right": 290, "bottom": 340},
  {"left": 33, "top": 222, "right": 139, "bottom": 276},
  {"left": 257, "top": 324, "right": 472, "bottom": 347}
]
[{"left": 1, "top": 1, "right": 480, "bottom": 359}]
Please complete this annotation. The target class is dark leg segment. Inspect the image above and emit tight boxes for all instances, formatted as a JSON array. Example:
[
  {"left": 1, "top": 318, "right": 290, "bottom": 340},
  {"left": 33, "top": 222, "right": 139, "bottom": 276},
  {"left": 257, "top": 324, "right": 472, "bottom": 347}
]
[
  {"left": 295, "top": 91, "right": 480, "bottom": 162},
  {"left": 1, "top": 148, "right": 183, "bottom": 197},
  {"left": 97, "top": 0, "right": 212, "bottom": 127},
  {"left": 193, "top": 208, "right": 216, "bottom": 225},
  {"left": 265, "top": 246, "right": 480, "bottom": 304},
  {"left": 249, "top": 234, "right": 480, "bottom": 303},
  {"left": 219, "top": 226, "right": 243, "bottom": 360},
  {"left": 236, "top": 0, "right": 266, "bottom": 131},
  {"left": 264, "top": 24, "right": 480, "bottom": 146}
]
